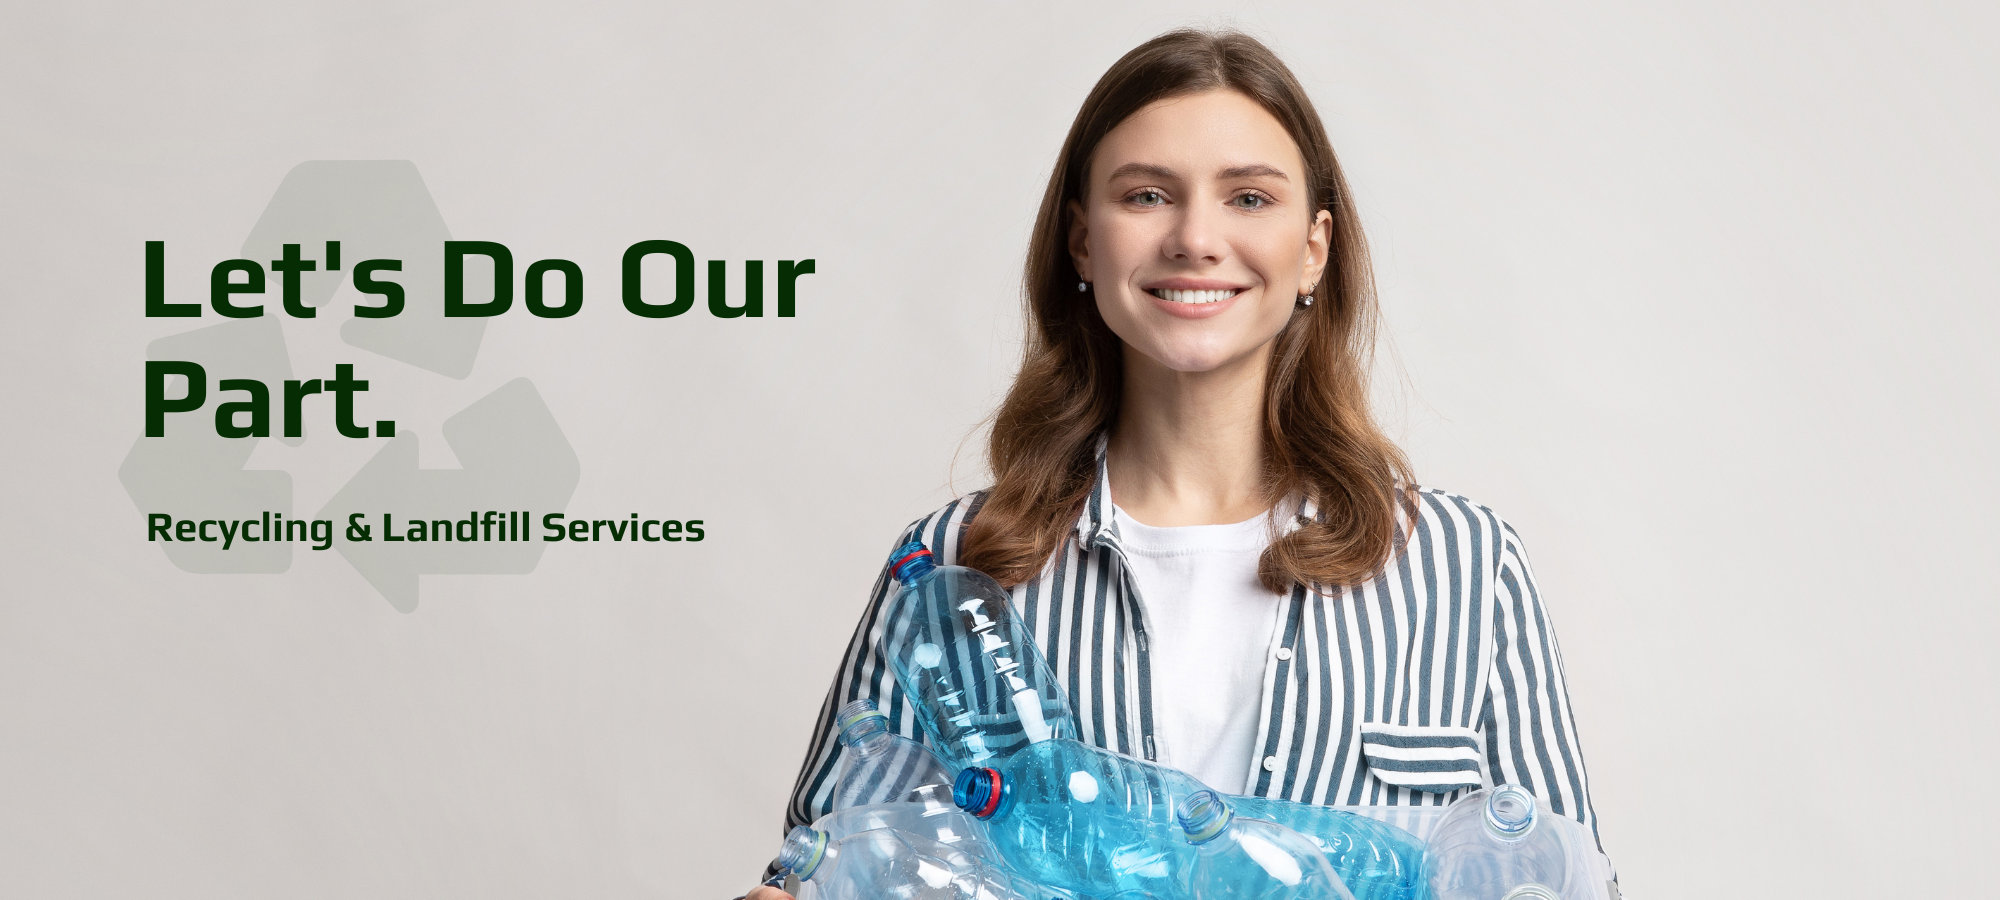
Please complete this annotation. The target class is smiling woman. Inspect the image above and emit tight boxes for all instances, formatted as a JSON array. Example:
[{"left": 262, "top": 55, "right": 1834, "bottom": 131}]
[
  {"left": 747, "top": 28, "right": 1612, "bottom": 900},
  {"left": 962, "top": 33, "right": 1410, "bottom": 595}
]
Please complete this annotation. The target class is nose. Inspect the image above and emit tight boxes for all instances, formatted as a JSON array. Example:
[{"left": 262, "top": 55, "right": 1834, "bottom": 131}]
[{"left": 1162, "top": 200, "right": 1225, "bottom": 265}]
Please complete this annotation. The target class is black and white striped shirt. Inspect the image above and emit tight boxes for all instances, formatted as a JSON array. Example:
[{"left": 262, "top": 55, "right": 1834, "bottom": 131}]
[{"left": 783, "top": 447, "right": 1605, "bottom": 859}]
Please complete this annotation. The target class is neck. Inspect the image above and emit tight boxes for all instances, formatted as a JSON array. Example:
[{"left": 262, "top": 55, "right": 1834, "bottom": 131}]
[{"left": 1107, "top": 344, "right": 1270, "bottom": 527}]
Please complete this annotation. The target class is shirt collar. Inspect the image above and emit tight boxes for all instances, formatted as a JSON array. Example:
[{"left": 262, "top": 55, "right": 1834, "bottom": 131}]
[{"left": 1074, "top": 434, "right": 1121, "bottom": 551}]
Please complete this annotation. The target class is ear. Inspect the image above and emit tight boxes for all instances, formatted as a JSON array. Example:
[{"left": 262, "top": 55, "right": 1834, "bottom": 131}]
[
  {"left": 1067, "top": 198, "right": 1090, "bottom": 281},
  {"left": 1299, "top": 209, "right": 1333, "bottom": 293}
]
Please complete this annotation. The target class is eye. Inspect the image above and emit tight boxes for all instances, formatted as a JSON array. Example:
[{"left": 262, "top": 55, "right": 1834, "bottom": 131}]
[
  {"left": 1127, "top": 189, "right": 1166, "bottom": 207},
  {"left": 1230, "top": 192, "right": 1272, "bottom": 210}
]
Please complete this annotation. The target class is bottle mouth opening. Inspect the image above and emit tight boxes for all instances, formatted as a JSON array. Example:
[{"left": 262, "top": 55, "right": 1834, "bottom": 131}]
[
  {"left": 1501, "top": 884, "right": 1561, "bottom": 900},
  {"left": 1485, "top": 785, "right": 1539, "bottom": 842},
  {"left": 777, "top": 826, "right": 829, "bottom": 881},
  {"left": 835, "top": 699, "right": 888, "bottom": 746},
  {"left": 889, "top": 541, "right": 935, "bottom": 583},
  {"left": 1176, "top": 789, "right": 1233, "bottom": 844},
  {"left": 953, "top": 767, "right": 1005, "bottom": 819}
]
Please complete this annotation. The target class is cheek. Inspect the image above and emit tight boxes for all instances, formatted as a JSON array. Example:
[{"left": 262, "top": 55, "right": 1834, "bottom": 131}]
[
  {"left": 1252, "top": 295, "right": 1298, "bottom": 344},
  {"left": 1243, "top": 225, "right": 1311, "bottom": 286},
  {"left": 1086, "top": 211, "right": 1163, "bottom": 272}
]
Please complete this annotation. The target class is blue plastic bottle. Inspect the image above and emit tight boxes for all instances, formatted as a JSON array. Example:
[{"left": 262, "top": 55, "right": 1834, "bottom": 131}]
[
  {"left": 1180, "top": 790, "right": 1356, "bottom": 900},
  {"left": 1228, "top": 797, "right": 1428, "bottom": 900},
  {"left": 949, "top": 737, "right": 1429, "bottom": 900},
  {"left": 831, "top": 699, "right": 957, "bottom": 810},
  {"left": 1424, "top": 785, "right": 1605, "bottom": 900},
  {"left": 952, "top": 737, "right": 1203, "bottom": 898},
  {"left": 880, "top": 541, "right": 1077, "bottom": 771}
]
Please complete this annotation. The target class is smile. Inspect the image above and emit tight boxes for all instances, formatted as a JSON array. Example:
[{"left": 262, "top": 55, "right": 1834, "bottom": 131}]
[{"left": 1147, "top": 288, "right": 1242, "bottom": 305}]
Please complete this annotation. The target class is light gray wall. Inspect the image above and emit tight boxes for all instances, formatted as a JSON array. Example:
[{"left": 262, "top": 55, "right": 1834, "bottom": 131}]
[{"left": 3, "top": 2, "right": 1994, "bottom": 897}]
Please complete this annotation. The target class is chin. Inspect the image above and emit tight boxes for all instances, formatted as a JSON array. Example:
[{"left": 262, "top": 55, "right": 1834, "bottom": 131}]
[{"left": 1145, "top": 340, "right": 1249, "bottom": 374}]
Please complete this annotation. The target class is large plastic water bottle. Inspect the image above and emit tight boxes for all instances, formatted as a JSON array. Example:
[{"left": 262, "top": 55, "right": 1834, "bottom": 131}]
[
  {"left": 950, "top": 737, "right": 1430, "bottom": 900},
  {"left": 880, "top": 541, "right": 1076, "bottom": 771},
  {"left": 811, "top": 798, "right": 995, "bottom": 865},
  {"left": 1425, "top": 785, "right": 1606, "bottom": 900},
  {"left": 831, "top": 699, "right": 957, "bottom": 810},
  {"left": 951, "top": 737, "right": 1203, "bottom": 898},
  {"left": 776, "top": 825, "right": 1042, "bottom": 900},
  {"left": 1229, "top": 797, "right": 1427, "bottom": 900},
  {"left": 1179, "top": 790, "right": 1356, "bottom": 900}
]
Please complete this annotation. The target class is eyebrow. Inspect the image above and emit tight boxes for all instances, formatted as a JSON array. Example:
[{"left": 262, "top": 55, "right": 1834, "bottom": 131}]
[
  {"left": 1104, "top": 162, "right": 1290, "bottom": 181},
  {"left": 1220, "top": 164, "right": 1289, "bottom": 181}
]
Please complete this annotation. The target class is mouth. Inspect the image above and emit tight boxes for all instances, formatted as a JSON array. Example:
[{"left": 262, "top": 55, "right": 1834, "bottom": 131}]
[{"left": 1146, "top": 288, "right": 1243, "bottom": 305}]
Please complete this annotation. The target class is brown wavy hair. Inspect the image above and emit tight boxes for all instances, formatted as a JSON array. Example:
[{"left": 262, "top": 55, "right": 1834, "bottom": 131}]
[{"left": 960, "top": 28, "right": 1415, "bottom": 593}]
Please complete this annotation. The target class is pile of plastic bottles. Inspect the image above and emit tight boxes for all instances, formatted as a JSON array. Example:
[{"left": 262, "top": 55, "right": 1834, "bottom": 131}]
[{"left": 771, "top": 541, "right": 1608, "bottom": 900}]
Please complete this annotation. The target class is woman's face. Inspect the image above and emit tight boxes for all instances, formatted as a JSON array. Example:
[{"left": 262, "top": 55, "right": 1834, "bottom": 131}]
[{"left": 1070, "top": 89, "right": 1331, "bottom": 375}]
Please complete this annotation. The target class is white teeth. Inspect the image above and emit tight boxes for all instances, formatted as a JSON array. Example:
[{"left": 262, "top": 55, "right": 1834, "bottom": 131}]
[{"left": 1153, "top": 288, "right": 1236, "bottom": 304}]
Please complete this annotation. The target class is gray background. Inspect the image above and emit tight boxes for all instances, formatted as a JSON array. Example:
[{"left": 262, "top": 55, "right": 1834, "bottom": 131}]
[{"left": 4, "top": 2, "right": 1996, "bottom": 897}]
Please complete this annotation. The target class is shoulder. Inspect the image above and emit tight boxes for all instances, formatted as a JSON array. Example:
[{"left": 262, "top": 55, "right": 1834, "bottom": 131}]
[
  {"left": 889, "top": 489, "right": 993, "bottom": 568},
  {"left": 1398, "top": 484, "right": 1531, "bottom": 565}
]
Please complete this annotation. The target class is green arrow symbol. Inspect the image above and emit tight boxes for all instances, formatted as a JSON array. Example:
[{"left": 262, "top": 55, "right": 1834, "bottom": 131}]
[
  {"left": 118, "top": 318, "right": 299, "bottom": 574},
  {"left": 243, "top": 160, "right": 481, "bottom": 379},
  {"left": 317, "top": 378, "right": 580, "bottom": 612}
]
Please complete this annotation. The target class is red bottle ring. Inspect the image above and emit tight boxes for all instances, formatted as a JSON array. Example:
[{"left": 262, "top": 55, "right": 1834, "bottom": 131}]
[{"left": 973, "top": 768, "right": 1004, "bottom": 818}]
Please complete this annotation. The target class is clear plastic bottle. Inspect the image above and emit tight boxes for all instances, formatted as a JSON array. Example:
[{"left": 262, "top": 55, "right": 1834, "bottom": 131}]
[
  {"left": 880, "top": 540, "right": 1077, "bottom": 771},
  {"left": 1180, "top": 790, "right": 1357, "bottom": 900},
  {"left": 1228, "top": 797, "right": 1428, "bottom": 900},
  {"left": 951, "top": 737, "right": 1205, "bottom": 898},
  {"left": 777, "top": 825, "right": 1044, "bottom": 900},
  {"left": 811, "top": 797, "right": 996, "bottom": 865},
  {"left": 831, "top": 698, "right": 957, "bottom": 810},
  {"left": 1425, "top": 785, "right": 1606, "bottom": 900}
]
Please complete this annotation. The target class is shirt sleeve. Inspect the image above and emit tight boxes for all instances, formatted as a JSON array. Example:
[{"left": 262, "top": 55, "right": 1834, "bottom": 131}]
[
  {"left": 778, "top": 528, "right": 915, "bottom": 833},
  {"left": 1478, "top": 519, "right": 1614, "bottom": 878}
]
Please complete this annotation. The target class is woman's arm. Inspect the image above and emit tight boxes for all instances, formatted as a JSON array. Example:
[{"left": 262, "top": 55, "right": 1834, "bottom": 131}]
[{"left": 1480, "top": 520, "right": 1612, "bottom": 873}]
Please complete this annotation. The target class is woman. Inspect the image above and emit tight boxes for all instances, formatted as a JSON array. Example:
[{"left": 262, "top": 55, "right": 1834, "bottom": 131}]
[{"left": 746, "top": 28, "right": 1609, "bottom": 898}]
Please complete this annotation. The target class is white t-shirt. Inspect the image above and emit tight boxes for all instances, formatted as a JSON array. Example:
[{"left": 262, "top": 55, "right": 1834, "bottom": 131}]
[{"left": 1111, "top": 504, "right": 1285, "bottom": 794}]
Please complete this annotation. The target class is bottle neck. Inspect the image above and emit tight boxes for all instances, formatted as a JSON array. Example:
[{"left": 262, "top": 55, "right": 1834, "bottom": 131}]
[
  {"left": 846, "top": 729, "right": 892, "bottom": 758},
  {"left": 1177, "top": 789, "right": 1234, "bottom": 845},
  {"left": 889, "top": 541, "right": 936, "bottom": 585},
  {"left": 835, "top": 699, "right": 893, "bottom": 756},
  {"left": 952, "top": 767, "right": 1008, "bottom": 820},
  {"left": 777, "top": 827, "right": 837, "bottom": 882},
  {"left": 1484, "top": 785, "right": 1539, "bottom": 842}
]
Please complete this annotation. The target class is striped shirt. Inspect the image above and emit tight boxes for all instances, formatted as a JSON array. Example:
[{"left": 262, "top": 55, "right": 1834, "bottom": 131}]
[{"left": 781, "top": 447, "right": 1606, "bottom": 867}]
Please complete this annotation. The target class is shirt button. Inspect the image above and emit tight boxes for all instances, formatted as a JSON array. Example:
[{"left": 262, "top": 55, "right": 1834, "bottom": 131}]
[
  {"left": 1263, "top": 756, "right": 1280, "bottom": 772},
  {"left": 1275, "top": 647, "right": 1294, "bottom": 661}
]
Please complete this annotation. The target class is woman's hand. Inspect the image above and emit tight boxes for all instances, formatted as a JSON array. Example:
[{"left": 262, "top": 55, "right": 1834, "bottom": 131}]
[{"left": 744, "top": 886, "right": 794, "bottom": 900}]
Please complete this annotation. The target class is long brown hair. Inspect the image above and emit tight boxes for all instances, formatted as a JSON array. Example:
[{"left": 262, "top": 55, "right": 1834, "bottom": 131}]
[{"left": 960, "top": 28, "right": 1415, "bottom": 593}]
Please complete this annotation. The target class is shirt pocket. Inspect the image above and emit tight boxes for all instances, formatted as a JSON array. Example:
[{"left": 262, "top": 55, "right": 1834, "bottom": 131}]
[{"left": 1359, "top": 721, "right": 1486, "bottom": 794}]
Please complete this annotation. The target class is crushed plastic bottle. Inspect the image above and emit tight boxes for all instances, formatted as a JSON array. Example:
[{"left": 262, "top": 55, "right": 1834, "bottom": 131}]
[
  {"left": 777, "top": 825, "right": 1047, "bottom": 900},
  {"left": 831, "top": 699, "right": 957, "bottom": 810},
  {"left": 812, "top": 797, "right": 995, "bottom": 865},
  {"left": 880, "top": 540, "right": 1077, "bottom": 771},
  {"left": 1425, "top": 785, "right": 1606, "bottom": 900},
  {"left": 1229, "top": 797, "right": 1427, "bottom": 900},
  {"left": 948, "top": 737, "right": 1429, "bottom": 900},
  {"left": 952, "top": 737, "right": 1203, "bottom": 898},
  {"left": 1180, "top": 790, "right": 1356, "bottom": 900}
]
